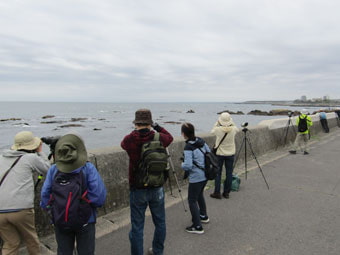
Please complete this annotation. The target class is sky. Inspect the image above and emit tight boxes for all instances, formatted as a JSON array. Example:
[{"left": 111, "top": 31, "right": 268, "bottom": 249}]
[{"left": 0, "top": 0, "right": 340, "bottom": 102}]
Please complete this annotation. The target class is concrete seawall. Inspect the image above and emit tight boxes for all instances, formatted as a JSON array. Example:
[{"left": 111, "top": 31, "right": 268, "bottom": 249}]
[{"left": 34, "top": 113, "right": 340, "bottom": 237}]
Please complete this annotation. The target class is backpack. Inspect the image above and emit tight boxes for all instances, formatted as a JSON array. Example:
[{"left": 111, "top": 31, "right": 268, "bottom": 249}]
[
  {"left": 135, "top": 133, "right": 169, "bottom": 188},
  {"left": 48, "top": 169, "right": 92, "bottom": 229},
  {"left": 195, "top": 147, "right": 219, "bottom": 180},
  {"left": 298, "top": 116, "right": 308, "bottom": 132},
  {"left": 231, "top": 174, "right": 241, "bottom": 191}
]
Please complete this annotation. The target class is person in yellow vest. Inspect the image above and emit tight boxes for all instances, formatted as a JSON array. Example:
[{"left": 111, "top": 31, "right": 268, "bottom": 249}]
[{"left": 289, "top": 109, "right": 313, "bottom": 155}]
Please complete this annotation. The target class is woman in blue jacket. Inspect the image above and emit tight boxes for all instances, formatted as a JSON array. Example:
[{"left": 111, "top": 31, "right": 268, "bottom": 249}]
[
  {"left": 181, "top": 123, "right": 210, "bottom": 234},
  {"left": 40, "top": 134, "right": 106, "bottom": 255}
]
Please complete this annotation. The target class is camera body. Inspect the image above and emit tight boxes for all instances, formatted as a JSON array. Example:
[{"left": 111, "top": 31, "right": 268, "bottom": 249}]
[
  {"left": 41, "top": 136, "right": 61, "bottom": 160},
  {"left": 241, "top": 122, "right": 248, "bottom": 128}
]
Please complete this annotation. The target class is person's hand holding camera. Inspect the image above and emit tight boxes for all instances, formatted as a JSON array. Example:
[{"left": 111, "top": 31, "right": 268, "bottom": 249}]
[{"left": 152, "top": 122, "right": 162, "bottom": 132}]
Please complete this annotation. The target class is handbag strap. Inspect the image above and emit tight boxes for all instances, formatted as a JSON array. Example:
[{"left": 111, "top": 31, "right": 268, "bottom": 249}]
[
  {"left": 214, "top": 133, "right": 228, "bottom": 150},
  {"left": 0, "top": 155, "right": 23, "bottom": 186}
]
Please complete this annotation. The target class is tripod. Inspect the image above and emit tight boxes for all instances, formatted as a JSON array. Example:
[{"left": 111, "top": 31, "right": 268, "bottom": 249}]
[
  {"left": 282, "top": 114, "right": 296, "bottom": 145},
  {"left": 166, "top": 147, "right": 187, "bottom": 212},
  {"left": 233, "top": 127, "right": 270, "bottom": 190}
]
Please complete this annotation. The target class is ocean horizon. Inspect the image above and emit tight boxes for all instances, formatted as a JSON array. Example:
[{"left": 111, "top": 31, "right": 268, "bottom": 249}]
[{"left": 0, "top": 101, "right": 323, "bottom": 152}]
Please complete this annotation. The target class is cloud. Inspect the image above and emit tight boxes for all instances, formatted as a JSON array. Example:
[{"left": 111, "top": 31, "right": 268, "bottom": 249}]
[{"left": 0, "top": 0, "right": 340, "bottom": 102}]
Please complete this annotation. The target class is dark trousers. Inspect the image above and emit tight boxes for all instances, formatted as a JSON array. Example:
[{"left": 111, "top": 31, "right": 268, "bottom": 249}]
[
  {"left": 188, "top": 180, "right": 207, "bottom": 228},
  {"left": 54, "top": 223, "right": 95, "bottom": 255},
  {"left": 320, "top": 119, "right": 329, "bottom": 133},
  {"left": 214, "top": 155, "right": 235, "bottom": 194}
]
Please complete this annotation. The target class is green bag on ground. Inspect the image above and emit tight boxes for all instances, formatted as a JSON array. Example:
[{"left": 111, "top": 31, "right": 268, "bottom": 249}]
[{"left": 231, "top": 174, "right": 241, "bottom": 192}]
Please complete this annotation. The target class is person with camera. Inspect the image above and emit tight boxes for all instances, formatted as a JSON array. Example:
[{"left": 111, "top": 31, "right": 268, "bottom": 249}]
[
  {"left": 121, "top": 109, "right": 173, "bottom": 255},
  {"left": 181, "top": 122, "right": 210, "bottom": 234},
  {"left": 210, "top": 112, "right": 238, "bottom": 199},
  {"left": 40, "top": 133, "right": 106, "bottom": 255},
  {"left": 0, "top": 131, "right": 51, "bottom": 255}
]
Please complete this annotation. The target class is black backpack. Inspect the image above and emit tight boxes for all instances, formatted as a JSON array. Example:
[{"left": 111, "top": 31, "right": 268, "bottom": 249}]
[
  {"left": 298, "top": 116, "right": 308, "bottom": 132},
  {"left": 194, "top": 147, "right": 219, "bottom": 180},
  {"left": 48, "top": 169, "right": 92, "bottom": 229},
  {"left": 135, "top": 133, "right": 169, "bottom": 188}
]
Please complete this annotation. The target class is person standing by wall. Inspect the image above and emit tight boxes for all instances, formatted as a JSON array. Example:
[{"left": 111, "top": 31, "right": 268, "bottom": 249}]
[
  {"left": 318, "top": 111, "right": 329, "bottom": 133},
  {"left": 40, "top": 134, "right": 106, "bottom": 255},
  {"left": 289, "top": 109, "right": 313, "bottom": 155},
  {"left": 121, "top": 109, "right": 173, "bottom": 255},
  {"left": 210, "top": 112, "right": 239, "bottom": 199},
  {"left": 0, "top": 131, "right": 50, "bottom": 255},
  {"left": 181, "top": 123, "right": 210, "bottom": 234}
]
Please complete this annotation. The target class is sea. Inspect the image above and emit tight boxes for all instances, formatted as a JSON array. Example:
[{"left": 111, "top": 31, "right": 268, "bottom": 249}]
[{"left": 0, "top": 102, "right": 322, "bottom": 153}]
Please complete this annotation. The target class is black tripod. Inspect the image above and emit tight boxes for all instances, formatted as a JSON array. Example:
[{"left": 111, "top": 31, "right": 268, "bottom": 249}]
[
  {"left": 166, "top": 148, "right": 187, "bottom": 212},
  {"left": 233, "top": 126, "right": 270, "bottom": 190},
  {"left": 283, "top": 113, "right": 296, "bottom": 145}
]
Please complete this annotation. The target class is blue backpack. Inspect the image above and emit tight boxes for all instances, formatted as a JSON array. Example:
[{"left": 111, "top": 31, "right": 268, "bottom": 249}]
[{"left": 48, "top": 169, "right": 92, "bottom": 229}]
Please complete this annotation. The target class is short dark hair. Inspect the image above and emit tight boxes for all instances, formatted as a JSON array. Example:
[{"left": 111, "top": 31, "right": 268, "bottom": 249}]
[{"left": 181, "top": 122, "right": 196, "bottom": 141}]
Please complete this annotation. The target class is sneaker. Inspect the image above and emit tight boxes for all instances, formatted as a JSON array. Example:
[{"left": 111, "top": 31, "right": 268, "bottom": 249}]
[
  {"left": 222, "top": 192, "right": 229, "bottom": 199},
  {"left": 185, "top": 225, "right": 204, "bottom": 234},
  {"left": 210, "top": 193, "right": 222, "bottom": 199},
  {"left": 304, "top": 151, "right": 309, "bottom": 155},
  {"left": 147, "top": 248, "right": 154, "bottom": 255},
  {"left": 200, "top": 215, "right": 210, "bottom": 223},
  {"left": 289, "top": 150, "right": 297, "bottom": 154}
]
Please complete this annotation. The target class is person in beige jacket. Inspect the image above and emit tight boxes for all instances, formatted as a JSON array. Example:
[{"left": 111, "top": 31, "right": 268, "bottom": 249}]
[{"left": 210, "top": 112, "right": 238, "bottom": 199}]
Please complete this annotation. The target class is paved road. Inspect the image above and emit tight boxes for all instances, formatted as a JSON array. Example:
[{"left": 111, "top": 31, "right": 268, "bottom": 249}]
[{"left": 94, "top": 129, "right": 340, "bottom": 255}]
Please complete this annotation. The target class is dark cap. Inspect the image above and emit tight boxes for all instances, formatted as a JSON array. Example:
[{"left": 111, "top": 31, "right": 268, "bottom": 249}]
[{"left": 133, "top": 109, "right": 153, "bottom": 125}]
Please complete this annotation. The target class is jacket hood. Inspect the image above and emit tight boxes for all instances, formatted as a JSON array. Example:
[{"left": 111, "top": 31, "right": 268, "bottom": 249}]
[
  {"left": 131, "top": 128, "right": 155, "bottom": 145},
  {"left": 188, "top": 137, "right": 205, "bottom": 148},
  {"left": 2, "top": 149, "right": 26, "bottom": 158}
]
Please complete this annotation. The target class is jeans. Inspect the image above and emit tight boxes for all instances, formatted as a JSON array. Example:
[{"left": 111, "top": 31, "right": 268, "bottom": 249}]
[
  {"left": 214, "top": 155, "right": 235, "bottom": 194},
  {"left": 54, "top": 223, "right": 95, "bottom": 255},
  {"left": 129, "top": 187, "right": 166, "bottom": 255},
  {"left": 188, "top": 180, "right": 207, "bottom": 228}
]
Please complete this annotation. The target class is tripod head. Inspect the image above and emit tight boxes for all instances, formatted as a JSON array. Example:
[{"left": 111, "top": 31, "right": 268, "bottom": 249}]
[{"left": 241, "top": 122, "right": 249, "bottom": 133}]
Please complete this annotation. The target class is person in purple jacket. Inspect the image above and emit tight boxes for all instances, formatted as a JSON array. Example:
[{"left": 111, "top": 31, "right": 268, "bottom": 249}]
[{"left": 41, "top": 134, "right": 106, "bottom": 255}]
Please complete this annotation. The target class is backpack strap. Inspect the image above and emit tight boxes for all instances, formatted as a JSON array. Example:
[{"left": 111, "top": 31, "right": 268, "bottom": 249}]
[
  {"left": 0, "top": 155, "right": 23, "bottom": 187},
  {"left": 153, "top": 132, "right": 160, "bottom": 141},
  {"left": 193, "top": 146, "right": 206, "bottom": 171}
]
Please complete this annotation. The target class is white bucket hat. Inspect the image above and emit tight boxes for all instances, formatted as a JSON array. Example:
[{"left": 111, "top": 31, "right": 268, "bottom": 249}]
[
  {"left": 11, "top": 131, "right": 41, "bottom": 151},
  {"left": 218, "top": 112, "right": 233, "bottom": 126}
]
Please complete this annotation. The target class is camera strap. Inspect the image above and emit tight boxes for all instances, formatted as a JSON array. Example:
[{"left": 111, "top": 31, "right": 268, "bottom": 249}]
[{"left": 0, "top": 155, "right": 23, "bottom": 187}]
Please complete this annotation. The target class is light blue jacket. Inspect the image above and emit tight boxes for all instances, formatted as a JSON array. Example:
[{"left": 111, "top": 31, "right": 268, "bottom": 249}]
[{"left": 181, "top": 137, "right": 210, "bottom": 183}]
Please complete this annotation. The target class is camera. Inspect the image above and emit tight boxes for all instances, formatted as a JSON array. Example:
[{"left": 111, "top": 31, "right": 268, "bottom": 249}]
[
  {"left": 288, "top": 111, "right": 293, "bottom": 117},
  {"left": 41, "top": 136, "right": 61, "bottom": 160},
  {"left": 241, "top": 122, "right": 248, "bottom": 128}
]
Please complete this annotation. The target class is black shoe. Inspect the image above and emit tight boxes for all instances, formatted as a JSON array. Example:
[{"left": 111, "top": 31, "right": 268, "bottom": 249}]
[
  {"left": 210, "top": 193, "right": 222, "bottom": 199},
  {"left": 185, "top": 225, "right": 204, "bottom": 234},
  {"left": 222, "top": 192, "right": 229, "bottom": 199},
  {"left": 304, "top": 151, "right": 309, "bottom": 155},
  {"left": 200, "top": 215, "right": 210, "bottom": 223},
  {"left": 289, "top": 150, "right": 297, "bottom": 154}
]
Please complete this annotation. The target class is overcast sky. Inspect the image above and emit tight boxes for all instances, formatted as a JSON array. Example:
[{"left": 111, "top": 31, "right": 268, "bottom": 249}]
[{"left": 0, "top": 0, "right": 339, "bottom": 102}]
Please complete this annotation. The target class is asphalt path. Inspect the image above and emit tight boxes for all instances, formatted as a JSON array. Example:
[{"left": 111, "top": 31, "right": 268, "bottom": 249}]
[{"left": 95, "top": 128, "right": 340, "bottom": 255}]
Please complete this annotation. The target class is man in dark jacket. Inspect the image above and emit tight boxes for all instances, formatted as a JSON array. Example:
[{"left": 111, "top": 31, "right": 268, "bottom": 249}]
[{"left": 121, "top": 109, "right": 173, "bottom": 255}]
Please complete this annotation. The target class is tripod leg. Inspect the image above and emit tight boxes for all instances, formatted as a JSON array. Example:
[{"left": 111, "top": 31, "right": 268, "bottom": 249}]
[
  {"left": 166, "top": 148, "right": 187, "bottom": 212},
  {"left": 233, "top": 138, "right": 245, "bottom": 170},
  {"left": 245, "top": 138, "right": 270, "bottom": 190}
]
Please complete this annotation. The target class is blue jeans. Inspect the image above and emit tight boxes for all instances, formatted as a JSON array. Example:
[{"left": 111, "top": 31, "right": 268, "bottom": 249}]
[
  {"left": 54, "top": 223, "right": 95, "bottom": 255},
  {"left": 188, "top": 180, "right": 207, "bottom": 228},
  {"left": 129, "top": 187, "right": 166, "bottom": 255},
  {"left": 214, "top": 155, "right": 235, "bottom": 194}
]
